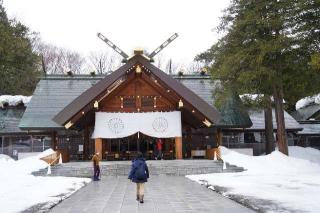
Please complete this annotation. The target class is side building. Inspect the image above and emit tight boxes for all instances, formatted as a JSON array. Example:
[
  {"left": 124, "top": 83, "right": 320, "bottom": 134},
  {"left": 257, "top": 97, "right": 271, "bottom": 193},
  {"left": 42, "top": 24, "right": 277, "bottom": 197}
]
[{"left": 292, "top": 101, "right": 320, "bottom": 149}]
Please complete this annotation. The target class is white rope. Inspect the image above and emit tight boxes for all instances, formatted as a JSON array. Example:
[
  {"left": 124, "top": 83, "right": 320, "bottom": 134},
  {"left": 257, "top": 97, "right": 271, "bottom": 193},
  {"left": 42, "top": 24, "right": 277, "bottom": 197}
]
[{"left": 46, "top": 155, "right": 60, "bottom": 175}]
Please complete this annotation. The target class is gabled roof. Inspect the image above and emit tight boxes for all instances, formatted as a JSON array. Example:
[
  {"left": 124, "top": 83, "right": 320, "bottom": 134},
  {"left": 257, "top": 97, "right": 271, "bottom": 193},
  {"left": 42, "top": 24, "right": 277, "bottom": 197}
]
[
  {"left": 53, "top": 55, "right": 222, "bottom": 126},
  {"left": 247, "top": 109, "right": 302, "bottom": 131},
  {"left": 19, "top": 74, "right": 224, "bottom": 130},
  {"left": 291, "top": 103, "right": 320, "bottom": 121},
  {"left": 19, "top": 76, "right": 102, "bottom": 130}
]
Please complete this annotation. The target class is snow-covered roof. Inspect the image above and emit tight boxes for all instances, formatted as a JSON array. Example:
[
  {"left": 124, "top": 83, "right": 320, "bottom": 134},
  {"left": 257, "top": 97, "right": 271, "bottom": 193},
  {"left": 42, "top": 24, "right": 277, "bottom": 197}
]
[
  {"left": 297, "top": 122, "right": 320, "bottom": 135},
  {"left": 240, "top": 94, "right": 285, "bottom": 103},
  {"left": 291, "top": 103, "right": 320, "bottom": 121},
  {"left": 247, "top": 109, "right": 302, "bottom": 131},
  {"left": 0, "top": 95, "right": 32, "bottom": 108},
  {"left": 295, "top": 94, "right": 320, "bottom": 110}
]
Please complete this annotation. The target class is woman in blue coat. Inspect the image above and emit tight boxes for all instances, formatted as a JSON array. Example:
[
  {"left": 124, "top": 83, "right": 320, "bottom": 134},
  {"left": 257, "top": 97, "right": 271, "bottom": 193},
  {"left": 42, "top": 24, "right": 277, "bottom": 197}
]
[{"left": 128, "top": 152, "right": 149, "bottom": 203}]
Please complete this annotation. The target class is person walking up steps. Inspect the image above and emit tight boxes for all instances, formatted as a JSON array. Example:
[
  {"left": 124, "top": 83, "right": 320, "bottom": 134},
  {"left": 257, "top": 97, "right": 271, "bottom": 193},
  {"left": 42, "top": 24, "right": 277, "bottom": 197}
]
[
  {"left": 128, "top": 152, "right": 149, "bottom": 203},
  {"left": 92, "top": 152, "right": 100, "bottom": 181}
]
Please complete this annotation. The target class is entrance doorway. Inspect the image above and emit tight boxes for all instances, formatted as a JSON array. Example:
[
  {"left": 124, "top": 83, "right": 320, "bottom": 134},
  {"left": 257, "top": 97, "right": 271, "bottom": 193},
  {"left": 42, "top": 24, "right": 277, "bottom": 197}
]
[{"left": 102, "top": 133, "right": 175, "bottom": 160}]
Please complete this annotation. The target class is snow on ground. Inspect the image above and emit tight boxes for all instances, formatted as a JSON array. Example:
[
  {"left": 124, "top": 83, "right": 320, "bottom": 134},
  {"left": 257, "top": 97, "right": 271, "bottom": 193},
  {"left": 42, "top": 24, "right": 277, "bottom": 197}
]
[
  {"left": 289, "top": 146, "right": 320, "bottom": 164},
  {"left": 0, "top": 149, "right": 91, "bottom": 213},
  {"left": 296, "top": 93, "right": 320, "bottom": 110},
  {"left": 187, "top": 146, "right": 320, "bottom": 213},
  {"left": 0, "top": 95, "right": 31, "bottom": 107}
]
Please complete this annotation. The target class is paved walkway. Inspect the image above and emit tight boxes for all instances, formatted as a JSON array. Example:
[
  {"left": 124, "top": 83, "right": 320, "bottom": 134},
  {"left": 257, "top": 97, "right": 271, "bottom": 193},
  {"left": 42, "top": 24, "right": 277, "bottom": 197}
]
[{"left": 50, "top": 176, "right": 254, "bottom": 213}]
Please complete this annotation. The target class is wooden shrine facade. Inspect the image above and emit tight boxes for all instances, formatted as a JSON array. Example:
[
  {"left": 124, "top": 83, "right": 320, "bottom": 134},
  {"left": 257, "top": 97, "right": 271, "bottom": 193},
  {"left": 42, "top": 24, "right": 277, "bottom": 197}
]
[{"left": 52, "top": 53, "right": 224, "bottom": 160}]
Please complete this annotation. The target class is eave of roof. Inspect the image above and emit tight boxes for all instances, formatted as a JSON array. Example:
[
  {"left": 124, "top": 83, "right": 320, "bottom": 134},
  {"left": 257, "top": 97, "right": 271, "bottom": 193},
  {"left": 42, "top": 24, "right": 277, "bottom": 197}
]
[
  {"left": 53, "top": 55, "right": 223, "bottom": 126},
  {"left": 291, "top": 104, "right": 320, "bottom": 121},
  {"left": 0, "top": 107, "right": 27, "bottom": 134}
]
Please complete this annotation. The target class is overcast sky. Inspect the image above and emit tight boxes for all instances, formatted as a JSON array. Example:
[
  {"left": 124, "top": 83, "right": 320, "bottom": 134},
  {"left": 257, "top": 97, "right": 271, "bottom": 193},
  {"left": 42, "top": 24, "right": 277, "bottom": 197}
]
[{"left": 3, "top": 0, "right": 229, "bottom": 67}]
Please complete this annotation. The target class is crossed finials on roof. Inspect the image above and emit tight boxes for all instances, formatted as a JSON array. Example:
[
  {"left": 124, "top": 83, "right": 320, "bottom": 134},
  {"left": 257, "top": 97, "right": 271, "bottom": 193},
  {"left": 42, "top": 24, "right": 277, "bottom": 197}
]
[{"left": 97, "top": 32, "right": 178, "bottom": 63}]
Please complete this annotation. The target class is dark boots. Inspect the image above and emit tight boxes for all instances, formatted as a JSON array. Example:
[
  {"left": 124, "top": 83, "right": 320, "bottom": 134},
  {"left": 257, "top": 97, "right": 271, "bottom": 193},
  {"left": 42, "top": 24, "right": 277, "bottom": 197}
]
[
  {"left": 140, "top": 195, "right": 144, "bottom": 203},
  {"left": 136, "top": 194, "right": 144, "bottom": 203}
]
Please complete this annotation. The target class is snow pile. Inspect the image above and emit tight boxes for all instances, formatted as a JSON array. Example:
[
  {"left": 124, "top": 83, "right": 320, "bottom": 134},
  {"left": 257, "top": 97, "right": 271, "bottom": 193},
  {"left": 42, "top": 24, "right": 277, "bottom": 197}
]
[
  {"left": 0, "top": 154, "right": 13, "bottom": 161},
  {"left": 296, "top": 93, "right": 320, "bottom": 110},
  {"left": 289, "top": 146, "right": 320, "bottom": 164},
  {"left": 187, "top": 146, "right": 320, "bottom": 213},
  {"left": 0, "top": 149, "right": 91, "bottom": 213},
  {"left": 0, "top": 95, "right": 32, "bottom": 108}
]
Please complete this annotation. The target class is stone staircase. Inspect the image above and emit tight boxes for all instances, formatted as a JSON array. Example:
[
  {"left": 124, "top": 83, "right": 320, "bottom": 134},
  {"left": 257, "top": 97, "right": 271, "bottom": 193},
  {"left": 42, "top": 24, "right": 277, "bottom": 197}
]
[{"left": 32, "top": 160, "right": 244, "bottom": 178}]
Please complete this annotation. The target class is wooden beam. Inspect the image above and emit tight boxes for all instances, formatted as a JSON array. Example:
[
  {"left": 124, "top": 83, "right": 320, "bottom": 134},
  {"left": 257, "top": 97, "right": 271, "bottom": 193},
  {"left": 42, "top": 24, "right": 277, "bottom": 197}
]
[
  {"left": 175, "top": 137, "right": 183, "bottom": 159},
  {"left": 95, "top": 138, "right": 103, "bottom": 160},
  {"left": 140, "top": 72, "right": 179, "bottom": 105},
  {"left": 64, "top": 72, "right": 135, "bottom": 127},
  {"left": 51, "top": 131, "right": 57, "bottom": 151},
  {"left": 141, "top": 72, "right": 209, "bottom": 124},
  {"left": 216, "top": 129, "right": 223, "bottom": 160}
]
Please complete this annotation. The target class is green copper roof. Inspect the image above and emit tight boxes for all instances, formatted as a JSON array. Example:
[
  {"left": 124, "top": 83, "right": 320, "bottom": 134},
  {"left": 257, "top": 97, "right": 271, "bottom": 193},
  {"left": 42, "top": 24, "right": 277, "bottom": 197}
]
[
  {"left": 19, "top": 74, "right": 250, "bottom": 129},
  {"left": 217, "top": 92, "right": 252, "bottom": 127},
  {"left": 0, "top": 107, "right": 26, "bottom": 134},
  {"left": 19, "top": 76, "right": 101, "bottom": 130}
]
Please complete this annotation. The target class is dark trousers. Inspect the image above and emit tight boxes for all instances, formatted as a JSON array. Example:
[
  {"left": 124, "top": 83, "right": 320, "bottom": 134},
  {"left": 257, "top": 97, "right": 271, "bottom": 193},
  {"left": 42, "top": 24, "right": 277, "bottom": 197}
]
[{"left": 94, "top": 165, "right": 100, "bottom": 180}]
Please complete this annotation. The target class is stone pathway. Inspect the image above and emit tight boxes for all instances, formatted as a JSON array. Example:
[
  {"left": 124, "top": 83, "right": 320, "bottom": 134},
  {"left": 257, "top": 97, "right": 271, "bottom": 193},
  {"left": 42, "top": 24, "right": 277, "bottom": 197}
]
[{"left": 49, "top": 176, "right": 255, "bottom": 213}]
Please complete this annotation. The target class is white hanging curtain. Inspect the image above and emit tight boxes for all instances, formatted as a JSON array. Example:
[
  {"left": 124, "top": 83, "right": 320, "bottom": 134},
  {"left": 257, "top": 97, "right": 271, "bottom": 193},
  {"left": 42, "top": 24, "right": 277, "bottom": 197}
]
[{"left": 92, "top": 111, "right": 182, "bottom": 139}]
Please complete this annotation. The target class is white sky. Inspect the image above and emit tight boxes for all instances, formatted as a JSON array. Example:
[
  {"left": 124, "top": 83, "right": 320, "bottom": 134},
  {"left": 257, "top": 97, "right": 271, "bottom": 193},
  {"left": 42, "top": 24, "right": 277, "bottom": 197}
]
[{"left": 3, "top": 0, "right": 229, "bottom": 66}]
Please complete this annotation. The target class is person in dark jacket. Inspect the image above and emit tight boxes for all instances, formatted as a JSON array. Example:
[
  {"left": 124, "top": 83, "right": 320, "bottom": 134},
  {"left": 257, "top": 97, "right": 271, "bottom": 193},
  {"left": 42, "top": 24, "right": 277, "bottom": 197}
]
[{"left": 128, "top": 152, "right": 149, "bottom": 203}]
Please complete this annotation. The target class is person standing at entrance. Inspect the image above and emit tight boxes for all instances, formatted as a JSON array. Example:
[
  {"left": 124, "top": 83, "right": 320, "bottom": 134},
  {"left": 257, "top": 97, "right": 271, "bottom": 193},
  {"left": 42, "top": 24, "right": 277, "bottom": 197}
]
[
  {"left": 128, "top": 152, "right": 149, "bottom": 203},
  {"left": 92, "top": 152, "right": 100, "bottom": 181},
  {"left": 156, "top": 138, "right": 163, "bottom": 160}
]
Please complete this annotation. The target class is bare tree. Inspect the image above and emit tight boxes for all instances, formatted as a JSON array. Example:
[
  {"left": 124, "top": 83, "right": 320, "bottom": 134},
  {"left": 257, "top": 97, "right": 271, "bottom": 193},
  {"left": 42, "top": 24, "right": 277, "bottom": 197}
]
[
  {"left": 88, "top": 51, "right": 121, "bottom": 74},
  {"left": 59, "top": 49, "right": 85, "bottom": 74},
  {"left": 172, "top": 61, "right": 183, "bottom": 74},
  {"left": 154, "top": 53, "right": 166, "bottom": 70},
  {"left": 32, "top": 38, "right": 85, "bottom": 74},
  {"left": 165, "top": 59, "right": 173, "bottom": 74},
  {"left": 186, "top": 61, "right": 202, "bottom": 74}
]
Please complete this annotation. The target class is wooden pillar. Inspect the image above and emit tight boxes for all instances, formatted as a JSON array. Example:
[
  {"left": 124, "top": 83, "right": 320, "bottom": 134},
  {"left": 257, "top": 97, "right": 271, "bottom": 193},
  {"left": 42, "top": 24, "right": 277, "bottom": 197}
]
[
  {"left": 216, "top": 129, "right": 223, "bottom": 160},
  {"left": 52, "top": 131, "right": 57, "bottom": 151},
  {"left": 175, "top": 137, "right": 182, "bottom": 159},
  {"left": 95, "top": 138, "right": 102, "bottom": 160}
]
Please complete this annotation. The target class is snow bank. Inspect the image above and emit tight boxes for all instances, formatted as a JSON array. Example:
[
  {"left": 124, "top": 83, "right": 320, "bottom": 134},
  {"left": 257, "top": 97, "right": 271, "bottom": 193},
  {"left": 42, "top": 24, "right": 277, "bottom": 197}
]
[
  {"left": 0, "top": 95, "right": 31, "bottom": 107},
  {"left": 219, "top": 146, "right": 320, "bottom": 174},
  {"left": 296, "top": 93, "right": 320, "bottom": 110},
  {"left": 187, "top": 146, "right": 320, "bottom": 213},
  {"left": 289, "top": 146, "right": 320, "bottom": 164},
  {"left": 0, "top": 149, "right": 91, "bottom": 213},
  {"left": 0, "top": 154, "right": 13, "bottom": 161}
]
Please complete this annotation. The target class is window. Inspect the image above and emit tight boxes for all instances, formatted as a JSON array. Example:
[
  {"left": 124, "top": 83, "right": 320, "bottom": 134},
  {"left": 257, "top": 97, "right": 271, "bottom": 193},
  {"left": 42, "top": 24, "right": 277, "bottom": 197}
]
[
  {"left": 123, "top": 97, "right": 135, "bottom": 108},
  {"left": 141, "top": 96, "right": 154, "bottom": 107}
]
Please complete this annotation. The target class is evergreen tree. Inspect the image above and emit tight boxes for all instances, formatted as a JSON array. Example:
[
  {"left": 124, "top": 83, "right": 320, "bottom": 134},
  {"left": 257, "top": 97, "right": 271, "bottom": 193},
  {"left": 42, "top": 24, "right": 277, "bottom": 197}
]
[
  {"left": 0, "top": 2, "right": 41, "bottom": 95},
  {"left": 196, "top": 0, "right": 320, "bottom": 155}
]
